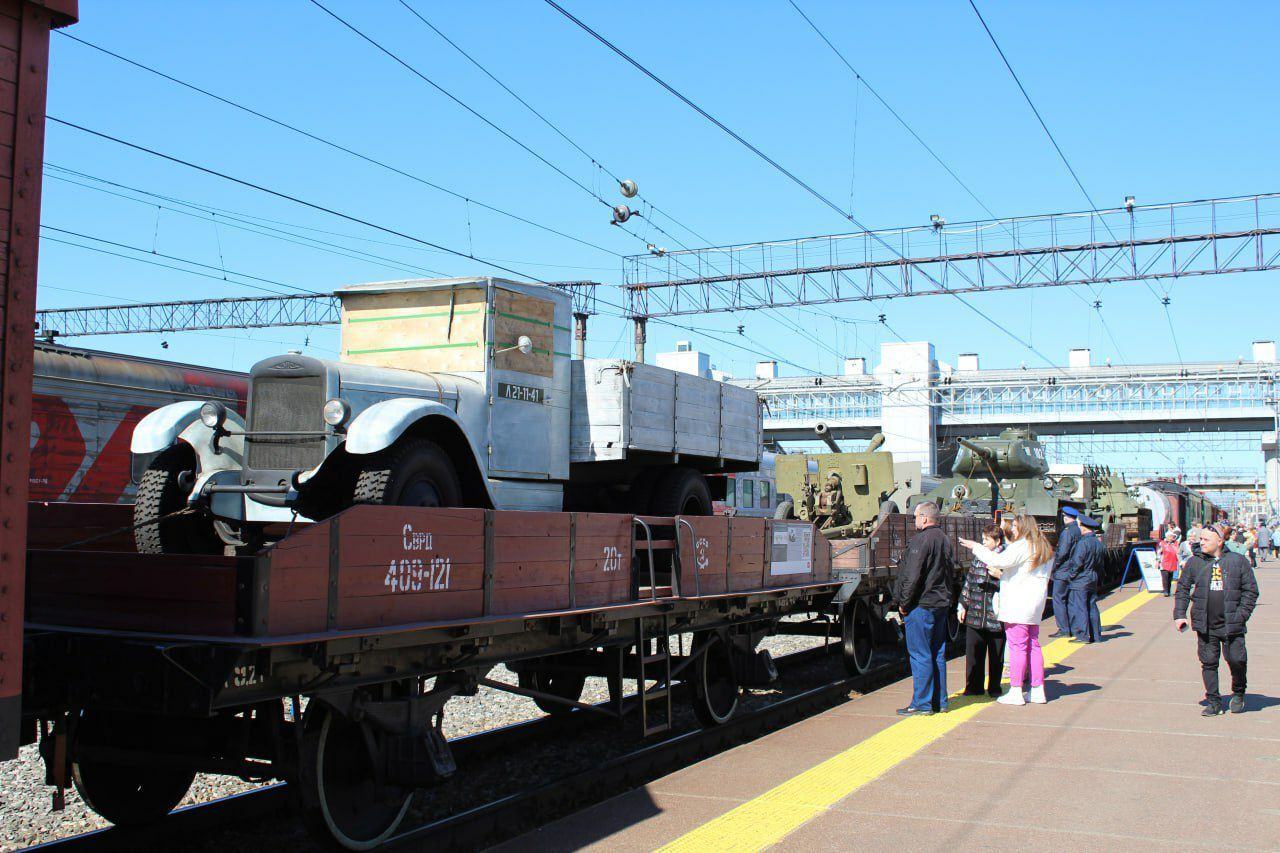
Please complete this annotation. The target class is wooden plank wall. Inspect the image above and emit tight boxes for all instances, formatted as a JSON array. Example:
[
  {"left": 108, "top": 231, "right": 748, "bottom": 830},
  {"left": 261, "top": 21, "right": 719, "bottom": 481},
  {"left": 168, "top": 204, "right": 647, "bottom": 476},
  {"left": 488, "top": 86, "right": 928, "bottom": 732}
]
[{"left": 0, "top": 0, "right": 76, "bottom": 760}]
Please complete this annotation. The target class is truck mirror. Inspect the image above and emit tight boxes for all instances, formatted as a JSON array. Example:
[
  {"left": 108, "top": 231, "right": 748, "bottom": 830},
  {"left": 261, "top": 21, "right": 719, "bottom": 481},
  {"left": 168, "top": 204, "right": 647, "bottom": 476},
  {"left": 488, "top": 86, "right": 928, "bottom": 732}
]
[{"left": 496, "top": 335, "right": 535, "bottom": 357}]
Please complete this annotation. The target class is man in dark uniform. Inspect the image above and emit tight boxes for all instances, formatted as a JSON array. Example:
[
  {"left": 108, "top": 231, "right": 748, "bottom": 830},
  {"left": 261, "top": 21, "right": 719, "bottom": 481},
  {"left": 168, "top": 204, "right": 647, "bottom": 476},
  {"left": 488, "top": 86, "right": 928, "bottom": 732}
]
[
  {"left": 1048, "top": 506, "right": 1082, "bottom": 638},
  {"left": 1062, "top": 515, "right": 1106, "bottom": 643},
  {"left": 1174, "top": 523, "right": 1260, "bottom": 715},
  {"left": 893, "top": 501, "right": 956, "bottom": 716}
]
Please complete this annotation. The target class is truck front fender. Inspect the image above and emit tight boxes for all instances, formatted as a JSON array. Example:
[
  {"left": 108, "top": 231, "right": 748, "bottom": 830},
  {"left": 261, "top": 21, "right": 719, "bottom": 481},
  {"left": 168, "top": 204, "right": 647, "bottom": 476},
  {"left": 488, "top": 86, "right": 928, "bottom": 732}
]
[
  {"left": 131, "top": 401, "right": 246, "bottom": 473},
  {"left": 344, "top": 398, "right": 471, "bottom": 456}
]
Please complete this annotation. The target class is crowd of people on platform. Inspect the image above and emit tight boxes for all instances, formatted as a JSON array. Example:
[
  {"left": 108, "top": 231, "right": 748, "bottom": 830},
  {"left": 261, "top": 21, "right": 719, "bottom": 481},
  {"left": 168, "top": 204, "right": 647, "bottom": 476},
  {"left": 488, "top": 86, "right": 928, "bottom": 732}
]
[{"left": 889, "top": 501, "right": 1262, "bottom": 718}]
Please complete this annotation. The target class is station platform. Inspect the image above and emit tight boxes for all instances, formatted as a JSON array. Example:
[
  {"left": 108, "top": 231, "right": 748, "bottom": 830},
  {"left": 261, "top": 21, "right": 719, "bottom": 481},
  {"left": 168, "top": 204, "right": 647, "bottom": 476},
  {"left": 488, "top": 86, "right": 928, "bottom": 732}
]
[{"left": 500, "top": 566, "right": 1279, "bottom": 851}]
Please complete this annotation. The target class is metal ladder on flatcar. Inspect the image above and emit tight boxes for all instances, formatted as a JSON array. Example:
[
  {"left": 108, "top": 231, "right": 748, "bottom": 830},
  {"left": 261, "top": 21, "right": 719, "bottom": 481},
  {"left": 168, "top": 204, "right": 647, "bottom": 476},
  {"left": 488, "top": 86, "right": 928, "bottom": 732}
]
[{"left": 635, "top": 613, "right": 674, "bottom": 736}]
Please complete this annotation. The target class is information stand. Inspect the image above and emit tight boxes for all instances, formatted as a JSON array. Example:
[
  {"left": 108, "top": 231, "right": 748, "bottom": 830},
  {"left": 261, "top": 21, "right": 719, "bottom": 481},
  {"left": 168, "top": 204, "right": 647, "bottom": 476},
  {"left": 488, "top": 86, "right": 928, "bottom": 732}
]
[{"left": 1121, "top": 547, "right": 1162, "bottom": 592}]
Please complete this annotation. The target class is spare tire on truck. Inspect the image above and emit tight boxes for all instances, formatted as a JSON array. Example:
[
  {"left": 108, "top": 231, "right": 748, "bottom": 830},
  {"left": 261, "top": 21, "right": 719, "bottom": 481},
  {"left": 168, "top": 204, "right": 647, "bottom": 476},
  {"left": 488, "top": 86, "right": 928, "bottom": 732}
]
[
  {"left": 353, "top": 437, "right": 462, "bottom": 507},
  {"left": 647, "top": 467, "right": 713, "bottom": 516}
]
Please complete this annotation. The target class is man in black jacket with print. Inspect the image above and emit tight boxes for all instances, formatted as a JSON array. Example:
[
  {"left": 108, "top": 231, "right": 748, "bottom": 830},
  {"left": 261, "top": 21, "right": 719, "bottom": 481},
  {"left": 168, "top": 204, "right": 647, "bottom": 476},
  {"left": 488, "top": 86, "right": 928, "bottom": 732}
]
[
  {"left": 1174, "top": 523, "right": 1260, "bottom": 715},
  {"left": 893, "top": 501, "right": 956, "bottom": 716}
]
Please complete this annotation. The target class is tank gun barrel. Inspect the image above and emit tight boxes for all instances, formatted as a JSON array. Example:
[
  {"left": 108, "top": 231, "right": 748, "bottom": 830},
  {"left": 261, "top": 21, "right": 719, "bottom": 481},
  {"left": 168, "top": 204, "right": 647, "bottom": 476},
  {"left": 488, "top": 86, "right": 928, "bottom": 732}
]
[
  {"left": 957, "top": 437, "right": 993, "bottom": 459},
  {"left": 866, "top": 432, "right": 885, "bottom": 453},
  {"left": 814, "top": 422, "right": 841, "bottom": 454}
]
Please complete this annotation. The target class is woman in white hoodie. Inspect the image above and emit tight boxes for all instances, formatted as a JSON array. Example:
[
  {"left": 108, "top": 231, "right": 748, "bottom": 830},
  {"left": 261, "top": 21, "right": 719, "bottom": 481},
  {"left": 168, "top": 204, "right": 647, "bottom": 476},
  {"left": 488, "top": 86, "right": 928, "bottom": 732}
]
[{"left": 959, "top": 515, "right": 1055, "bottom": 705}]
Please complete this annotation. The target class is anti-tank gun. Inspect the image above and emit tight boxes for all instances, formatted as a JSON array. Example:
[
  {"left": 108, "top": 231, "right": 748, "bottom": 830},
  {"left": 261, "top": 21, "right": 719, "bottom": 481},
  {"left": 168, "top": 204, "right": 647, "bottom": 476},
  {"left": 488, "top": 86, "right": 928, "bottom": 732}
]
[{"left": 774, "top": 427, "right": 899, "bottom": 539}]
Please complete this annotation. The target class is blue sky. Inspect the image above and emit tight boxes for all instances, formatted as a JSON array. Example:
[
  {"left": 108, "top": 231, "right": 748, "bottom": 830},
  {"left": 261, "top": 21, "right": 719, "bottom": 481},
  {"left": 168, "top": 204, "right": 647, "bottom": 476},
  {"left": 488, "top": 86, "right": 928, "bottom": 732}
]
[{"left": 38, "top": 1, "right": 1280, "bottom": 381}]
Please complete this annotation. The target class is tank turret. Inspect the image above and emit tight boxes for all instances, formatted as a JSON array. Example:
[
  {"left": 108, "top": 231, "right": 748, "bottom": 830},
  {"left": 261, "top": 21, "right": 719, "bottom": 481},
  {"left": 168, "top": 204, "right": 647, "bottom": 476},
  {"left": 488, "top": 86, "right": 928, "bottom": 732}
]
[
  {"left": 910, "top": 428, "right": 1065, "bottom": 518},
  {"left": 952, "top": 429, "right": 1049, "bottom": 479}
]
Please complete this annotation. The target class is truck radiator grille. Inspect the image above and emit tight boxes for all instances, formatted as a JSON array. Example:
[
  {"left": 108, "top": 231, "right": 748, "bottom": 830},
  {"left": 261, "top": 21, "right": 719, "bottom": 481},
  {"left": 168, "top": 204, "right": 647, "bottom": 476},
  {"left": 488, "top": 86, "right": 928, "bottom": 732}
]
[{"left": 246, "top": 375, "right": 326, "bottom": 471}]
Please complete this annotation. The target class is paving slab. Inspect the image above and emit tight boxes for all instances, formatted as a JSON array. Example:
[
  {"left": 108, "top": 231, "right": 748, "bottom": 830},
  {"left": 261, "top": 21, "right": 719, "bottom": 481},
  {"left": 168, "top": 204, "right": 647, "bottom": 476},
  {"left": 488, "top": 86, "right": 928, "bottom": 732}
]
[{"left": 493, "top": 569, "right": 1280, "bottom": 852}]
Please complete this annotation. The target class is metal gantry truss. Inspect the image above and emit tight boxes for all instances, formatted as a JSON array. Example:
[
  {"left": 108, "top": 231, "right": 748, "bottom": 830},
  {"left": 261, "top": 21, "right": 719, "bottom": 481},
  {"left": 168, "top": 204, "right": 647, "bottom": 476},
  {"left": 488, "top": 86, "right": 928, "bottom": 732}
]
[
  {"left": 34, "top": 282, "right": 601, "bottom": 337},
  {"left": 1041, "top": 433, "right": 1269, "bottom": 457},
  {"left": 624, "top": 193, "right": 1280, "bottom": 317},
  {"left": 744, "top": 361, "right": 1280, "bottom": 430}
]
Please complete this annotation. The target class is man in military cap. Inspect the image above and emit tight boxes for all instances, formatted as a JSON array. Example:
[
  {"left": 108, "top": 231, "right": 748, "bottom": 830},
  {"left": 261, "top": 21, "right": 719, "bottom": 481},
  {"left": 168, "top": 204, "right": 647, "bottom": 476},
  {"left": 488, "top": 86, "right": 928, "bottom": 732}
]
[
  {"left": 1062, "top": 515, "right": 1105, "bottom": 643},
  {"left": 1048, "top": 506, "right": 1083, "bottom": 639}
]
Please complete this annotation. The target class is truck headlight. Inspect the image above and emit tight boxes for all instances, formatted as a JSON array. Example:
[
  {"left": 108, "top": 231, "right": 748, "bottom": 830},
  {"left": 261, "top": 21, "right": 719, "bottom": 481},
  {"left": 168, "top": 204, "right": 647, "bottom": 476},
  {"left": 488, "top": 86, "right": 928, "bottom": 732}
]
[
  {"left": 200, "top": 401, "right": 227, "bottom": 430},
  {"left": 322, "top": 398, "right": 351, "bottom": 427}
]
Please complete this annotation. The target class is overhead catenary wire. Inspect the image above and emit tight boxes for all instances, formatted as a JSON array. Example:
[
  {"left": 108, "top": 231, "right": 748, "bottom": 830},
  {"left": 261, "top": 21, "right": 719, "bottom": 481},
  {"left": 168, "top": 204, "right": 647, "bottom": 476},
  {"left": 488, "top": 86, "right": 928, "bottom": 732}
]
[
  {"left": 54, "top": 30, "right": 623, "bottom": 259},
  {"left": 395, "top": 0, "right": 713, "bottom": 249},
  {"left": 40, "top": 231, "right": 318, "bottom": 297},
  {"left": 48, "top": 117, "right": 552, "bottom": 284},
  {"left": 46, "top": 164, "right": 616, "bottom": 273},
  {"left": 542, "top": 0, "right": 1068, "bottom": 375},
  {"left": 966, "top": 0, "right": 1178, "bottom": 365},
  {"left": 47, "top": 170, "right": 456, "bottom": 280}
]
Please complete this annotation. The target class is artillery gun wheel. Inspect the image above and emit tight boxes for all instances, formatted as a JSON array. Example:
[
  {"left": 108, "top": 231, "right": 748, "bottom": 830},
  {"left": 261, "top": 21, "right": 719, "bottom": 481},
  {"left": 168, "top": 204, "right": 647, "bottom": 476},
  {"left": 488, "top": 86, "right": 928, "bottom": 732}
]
[
  {"left": 71, "top": 710, "right": 197, "bottom": 827},
  {"left": 301, "top": 704, "right": 413, "bottom": 851},
  {"left": 840, "top": 597, "right": 876, "bottom": 675},
  {"left": 518, "top": 669, "right": 588, "bottom": 715},
  {"left": 134, "top": 444, "right": 221, "bottom": 554},
  {"left": 692, "top": 632, "right": 740, "bottom": 727},
  {"left": 649, "top": 467, "right": 712, "bottom": 516},
  {"left": 774, "top": 500, "right": 795, "bottom": 520},
  {"left": 353, "top": 438, "right": 462, "bottom": 508}
]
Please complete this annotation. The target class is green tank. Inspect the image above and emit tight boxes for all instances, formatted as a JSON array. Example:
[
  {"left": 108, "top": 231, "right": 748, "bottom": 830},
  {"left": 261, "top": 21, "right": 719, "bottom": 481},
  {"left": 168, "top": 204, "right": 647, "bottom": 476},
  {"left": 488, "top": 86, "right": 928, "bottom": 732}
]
[
  {"left": 909, "top": 428, "right": 1073, "bottom": 518},
  {"left": 773, "top": 430, "right": 900, "bottom": 539}
]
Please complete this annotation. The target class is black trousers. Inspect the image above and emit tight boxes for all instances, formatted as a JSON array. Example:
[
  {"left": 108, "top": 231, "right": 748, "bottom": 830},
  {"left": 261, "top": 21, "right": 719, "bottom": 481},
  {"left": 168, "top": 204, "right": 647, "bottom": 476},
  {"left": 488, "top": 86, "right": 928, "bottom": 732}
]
[
  {"left": 965, "top": 625, "right": 1006, "bottom": 695},
  {"left": 1197, "top": 632, "right": 1247, "bottom": 702},
  {"left": 1160, "top": 569, "right": 1174, "bottom": 596}
]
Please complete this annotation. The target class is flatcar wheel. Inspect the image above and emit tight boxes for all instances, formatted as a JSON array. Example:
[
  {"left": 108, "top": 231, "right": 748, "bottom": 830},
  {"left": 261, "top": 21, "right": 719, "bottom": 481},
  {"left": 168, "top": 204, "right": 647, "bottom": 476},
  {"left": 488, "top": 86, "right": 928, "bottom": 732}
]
[
  {"left": 693, "top": 633, "right": 739, "bottom": 727},
  {"left": 305, "top": 706, "right": 413, "bottom": 851},
  {"left": 518, "top": 670, "right": 587, "bottom": 715},
  {"left": 71, "top": 712, "right": 195, "bottom": 827},
  {"left": 840, "top": 597, "right": 876, "bottom": 675}
]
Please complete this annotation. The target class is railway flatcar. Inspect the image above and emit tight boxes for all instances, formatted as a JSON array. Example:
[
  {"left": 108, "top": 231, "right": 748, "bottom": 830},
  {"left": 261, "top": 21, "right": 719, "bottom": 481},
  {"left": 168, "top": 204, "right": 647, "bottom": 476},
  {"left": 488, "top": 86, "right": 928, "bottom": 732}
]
[
  {"left": 29, "top": 343, "right": 246, "bottom": 503},
  {"left": 1136, "top": 479, "right": 1227, "bottom": 539}
]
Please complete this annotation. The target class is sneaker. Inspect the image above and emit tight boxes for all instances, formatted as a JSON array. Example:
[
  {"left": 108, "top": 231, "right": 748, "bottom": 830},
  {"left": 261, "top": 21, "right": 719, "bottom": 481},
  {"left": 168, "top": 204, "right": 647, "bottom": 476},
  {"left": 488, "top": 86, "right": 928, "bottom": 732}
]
[
  {"left": 896, "top": 706, "right": 933, "bottom": 716},
  {"left": 1027, "top": 685, "right": 1047, "bottom": 704},
  {"left": 1047, "top": 631, "right": 1069, "bottom": 639},
  {"left": 996, "top": 690, "right": 1026, "bottom": 706},
  {"left": 1202, "top": 703, "right": 1224, "bottom": 717},
  {"left": 1229, "top": 694, "right": 1246, "bottom": 714},
  {"left": 961, "top": 689, "right": 985, "bottom": 696}
]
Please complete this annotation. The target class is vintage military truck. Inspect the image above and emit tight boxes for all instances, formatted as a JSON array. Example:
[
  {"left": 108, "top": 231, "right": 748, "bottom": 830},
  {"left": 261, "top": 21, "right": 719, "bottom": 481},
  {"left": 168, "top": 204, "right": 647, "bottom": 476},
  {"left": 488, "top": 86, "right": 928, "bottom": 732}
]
[{"left": 130, "top": 277, "right": 762, "bottom": 553}]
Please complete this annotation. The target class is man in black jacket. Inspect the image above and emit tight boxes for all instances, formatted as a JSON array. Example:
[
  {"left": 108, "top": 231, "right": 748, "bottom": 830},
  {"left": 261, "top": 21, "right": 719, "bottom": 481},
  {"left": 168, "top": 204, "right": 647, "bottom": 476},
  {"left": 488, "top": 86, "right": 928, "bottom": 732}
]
[
  {"left": 893, "top": 501, "right": 956, "bottom": 716},
  {"left": 1174, "top": 523, "right": 1260, "bottom": 715}
]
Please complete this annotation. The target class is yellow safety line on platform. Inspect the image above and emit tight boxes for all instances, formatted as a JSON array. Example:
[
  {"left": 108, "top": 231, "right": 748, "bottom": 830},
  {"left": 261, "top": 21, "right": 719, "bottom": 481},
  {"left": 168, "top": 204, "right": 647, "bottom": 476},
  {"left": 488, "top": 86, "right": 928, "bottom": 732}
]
[{"left": 656, "top": 590, "right": 1160, "bottom": 853}]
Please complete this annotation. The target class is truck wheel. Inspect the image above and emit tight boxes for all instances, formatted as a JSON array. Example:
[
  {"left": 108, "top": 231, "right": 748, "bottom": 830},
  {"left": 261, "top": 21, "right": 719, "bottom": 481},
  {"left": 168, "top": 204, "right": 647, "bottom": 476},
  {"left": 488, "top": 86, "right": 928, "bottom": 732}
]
[
  {"left": 353, "top": 438, "right": 462, "bottom": 507},
  {"left": 774, "top": 500, "right": 795, "bottom": 520},
  {"left": 134, "top": 445, "right": 220, "bottom": 554},
  {"left": 649, "top": 467, "right": 712, "bottom": 516}
]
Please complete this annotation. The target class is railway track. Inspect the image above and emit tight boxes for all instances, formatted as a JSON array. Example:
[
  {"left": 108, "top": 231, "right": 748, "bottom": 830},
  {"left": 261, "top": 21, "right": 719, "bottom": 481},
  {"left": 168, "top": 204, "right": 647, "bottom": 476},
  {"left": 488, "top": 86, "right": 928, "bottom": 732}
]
[{"left": 28, "top": 642, "right": 873, "bottom": 852}]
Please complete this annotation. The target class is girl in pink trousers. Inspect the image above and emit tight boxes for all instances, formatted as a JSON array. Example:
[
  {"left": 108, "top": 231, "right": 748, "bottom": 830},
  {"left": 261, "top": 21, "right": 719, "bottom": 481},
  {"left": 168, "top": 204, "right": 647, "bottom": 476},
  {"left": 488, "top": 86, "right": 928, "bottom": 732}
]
[{"left": 959, "top": 515, "right": 1055, "bottom": 705}]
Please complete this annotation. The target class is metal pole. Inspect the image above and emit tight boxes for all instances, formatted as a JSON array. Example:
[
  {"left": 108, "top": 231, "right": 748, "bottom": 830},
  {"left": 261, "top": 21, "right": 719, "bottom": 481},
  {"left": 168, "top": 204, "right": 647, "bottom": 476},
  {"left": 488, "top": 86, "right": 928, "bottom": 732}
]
[
  {"left": 633, "top": 317, "right": 647, "bottom": 363},
  {"left": 573, "top": 312, "right": 588, "bottom": 360}
]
